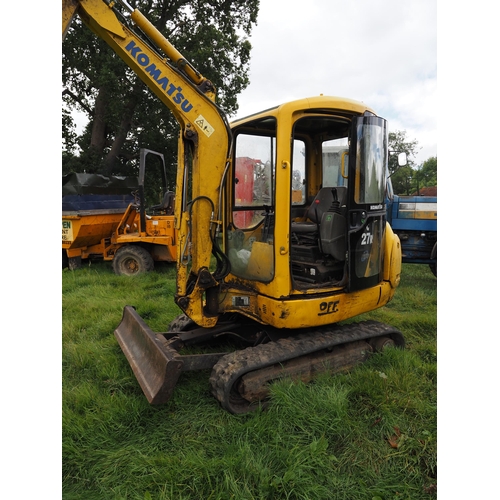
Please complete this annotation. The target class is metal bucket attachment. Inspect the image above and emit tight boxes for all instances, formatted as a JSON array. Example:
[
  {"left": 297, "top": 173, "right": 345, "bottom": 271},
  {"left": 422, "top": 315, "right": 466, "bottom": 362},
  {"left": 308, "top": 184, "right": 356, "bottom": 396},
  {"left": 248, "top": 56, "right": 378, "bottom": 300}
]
[{"left": 114, "top": 306, "right": 183, "bottom": 404}]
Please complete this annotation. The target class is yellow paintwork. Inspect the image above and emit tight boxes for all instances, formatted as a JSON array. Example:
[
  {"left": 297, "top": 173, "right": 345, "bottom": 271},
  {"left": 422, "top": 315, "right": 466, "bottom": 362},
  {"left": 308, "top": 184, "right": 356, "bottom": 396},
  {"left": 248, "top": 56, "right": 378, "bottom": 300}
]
[
  {"left": 413, "top": 211, "right": 437, "bottom": 220},
  {"left": 217, "top": 221, "right": 402, "bottom": 329},
  {"left": 129, "top": 9, "right": 207, "bottom": 92},
  {"left": 62, "top": 207, "right": 177, "bottom": 262},
  {"left": 218, "top": 280, "right": 397, "bottom": 330},
  {"left": 62, "top": 0, "right": 78, "bottom": 38},
  {"left": 383, "top": 223, "right": 402, "bottom": 288},
  {"left": 227, "top": 97, "right": 377, "bottom": 304},
  {"left": 62, "top": 212, "right": 128, "bottom": 252}
]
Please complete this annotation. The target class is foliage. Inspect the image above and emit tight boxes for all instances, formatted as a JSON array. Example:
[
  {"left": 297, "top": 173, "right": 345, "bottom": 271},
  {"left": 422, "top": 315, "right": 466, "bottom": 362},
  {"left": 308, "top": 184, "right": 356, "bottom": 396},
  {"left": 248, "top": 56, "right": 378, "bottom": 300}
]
[
  {"left": 389, "top": 131, "right": 437, "bottom": 195},
  {"left": 62, "top": 0, "right": 259, "bottom": 179},
  {"left": 417, "top": 156, "right": 437, "bottom": 190},
  {"left": 62, "top": 262, "right": 437, "bottom": 499}
]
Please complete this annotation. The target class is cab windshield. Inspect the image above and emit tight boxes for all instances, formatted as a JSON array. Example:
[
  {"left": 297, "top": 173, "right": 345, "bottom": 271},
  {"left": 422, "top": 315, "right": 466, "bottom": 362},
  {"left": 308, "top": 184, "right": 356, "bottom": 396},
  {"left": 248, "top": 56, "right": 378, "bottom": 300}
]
[{"left": 354, "top": 120, "right": 388, "bottom": 205}]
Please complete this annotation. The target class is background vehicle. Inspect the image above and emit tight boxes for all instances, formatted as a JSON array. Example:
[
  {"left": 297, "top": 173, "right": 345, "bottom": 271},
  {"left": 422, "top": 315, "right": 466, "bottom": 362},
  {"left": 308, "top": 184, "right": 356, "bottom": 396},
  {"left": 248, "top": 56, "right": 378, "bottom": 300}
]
[
  {"left": 62, "top": 148, "right": 176, "bottom": 275},
  {"left": 386, "top": 186, "right": 437, "bottom": 276},
  {"left": 63, "top": 0, "right": 405, "bottom": 414},
  {"left": 324, "top": 145, "right": 437, "bottom": 277}
]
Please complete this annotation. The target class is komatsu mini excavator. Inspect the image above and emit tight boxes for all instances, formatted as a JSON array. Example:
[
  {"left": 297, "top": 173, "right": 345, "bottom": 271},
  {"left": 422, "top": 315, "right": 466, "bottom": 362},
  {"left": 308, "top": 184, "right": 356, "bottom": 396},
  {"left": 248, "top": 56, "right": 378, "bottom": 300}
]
[{"left": 63, "top": 0, "right": 404, "bottom": 414}]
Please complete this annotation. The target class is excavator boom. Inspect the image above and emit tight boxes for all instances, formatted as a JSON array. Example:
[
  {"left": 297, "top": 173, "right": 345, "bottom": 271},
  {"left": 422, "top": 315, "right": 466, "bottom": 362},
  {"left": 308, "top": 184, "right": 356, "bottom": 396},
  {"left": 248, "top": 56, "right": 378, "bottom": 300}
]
[{"left": 64, "top": 0, "right": 232, "bottom": 327}]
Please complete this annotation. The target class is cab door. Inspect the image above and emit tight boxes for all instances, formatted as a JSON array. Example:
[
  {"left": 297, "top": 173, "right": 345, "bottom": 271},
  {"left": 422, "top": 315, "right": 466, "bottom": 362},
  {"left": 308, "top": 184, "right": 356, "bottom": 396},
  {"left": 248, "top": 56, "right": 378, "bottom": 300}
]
[{"left": 347, "top": 115, "right": 389, "bottom": 292}]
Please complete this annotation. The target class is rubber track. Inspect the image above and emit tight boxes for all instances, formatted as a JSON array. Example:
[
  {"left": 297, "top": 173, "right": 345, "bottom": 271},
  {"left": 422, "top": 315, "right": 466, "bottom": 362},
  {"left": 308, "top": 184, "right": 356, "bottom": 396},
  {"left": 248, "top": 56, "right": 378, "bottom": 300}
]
[{"left": 209, "top": 320, "right": 404, "bottom": 414}]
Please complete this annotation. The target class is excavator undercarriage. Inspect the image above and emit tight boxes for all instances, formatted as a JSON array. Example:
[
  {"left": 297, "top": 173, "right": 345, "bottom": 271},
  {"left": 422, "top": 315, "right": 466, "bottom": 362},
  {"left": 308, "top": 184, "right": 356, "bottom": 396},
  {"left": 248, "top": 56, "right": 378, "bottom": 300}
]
[{"left": 115, "top": 306, "right": 404, "bottom": 414}]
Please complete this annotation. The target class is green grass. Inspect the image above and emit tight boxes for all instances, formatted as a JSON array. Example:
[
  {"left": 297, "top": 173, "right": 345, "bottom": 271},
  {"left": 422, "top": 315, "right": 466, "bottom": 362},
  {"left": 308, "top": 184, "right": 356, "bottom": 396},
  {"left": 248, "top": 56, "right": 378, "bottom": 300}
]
[{"left": 62, "top": 262, "right": 437, "bottom": 499}]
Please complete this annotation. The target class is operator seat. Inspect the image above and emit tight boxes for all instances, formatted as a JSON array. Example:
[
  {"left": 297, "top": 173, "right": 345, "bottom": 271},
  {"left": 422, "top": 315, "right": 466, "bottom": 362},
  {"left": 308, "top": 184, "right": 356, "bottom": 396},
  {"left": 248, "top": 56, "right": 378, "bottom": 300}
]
[
  {"left": 149, "top": 191, "right": 175, "bottom": 215},
  {"left": 291, "top": 186, "right": 347, "bottom": 237}
]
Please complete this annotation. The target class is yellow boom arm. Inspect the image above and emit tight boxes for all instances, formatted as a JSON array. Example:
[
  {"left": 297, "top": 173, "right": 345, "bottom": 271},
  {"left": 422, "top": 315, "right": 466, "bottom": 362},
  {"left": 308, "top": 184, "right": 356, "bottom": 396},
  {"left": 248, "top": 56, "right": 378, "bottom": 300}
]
[{"left": 63, "top": 0, "right": 232, "bottom": 326}]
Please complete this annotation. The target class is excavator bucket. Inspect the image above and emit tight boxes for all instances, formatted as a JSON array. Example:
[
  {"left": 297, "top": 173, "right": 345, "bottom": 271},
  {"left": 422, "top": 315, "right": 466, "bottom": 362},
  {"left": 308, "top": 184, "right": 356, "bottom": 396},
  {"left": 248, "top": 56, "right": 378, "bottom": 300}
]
[{"left": 114, "top": 306, "right": 183, "bottom": 404}]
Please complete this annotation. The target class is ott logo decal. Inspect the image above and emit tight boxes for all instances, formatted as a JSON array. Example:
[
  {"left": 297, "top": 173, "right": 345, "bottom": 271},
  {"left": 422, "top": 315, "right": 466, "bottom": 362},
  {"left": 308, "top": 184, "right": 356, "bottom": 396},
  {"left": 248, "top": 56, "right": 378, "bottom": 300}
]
[{"left": 318, "top": 300, "right": 340, "bottom": 316}]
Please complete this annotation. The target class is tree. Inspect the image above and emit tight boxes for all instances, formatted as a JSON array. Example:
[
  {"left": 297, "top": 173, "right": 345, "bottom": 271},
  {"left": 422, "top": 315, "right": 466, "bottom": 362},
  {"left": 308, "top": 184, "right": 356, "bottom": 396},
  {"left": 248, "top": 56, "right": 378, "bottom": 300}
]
[
  {"left": 387, "top": 131, "right": 437, "bottom": 195},
  {"left": 62, "top": 0, "right": 259, "bottom": 182},
  {"left": 388, "top": 130, "right": 419, "bottom": 195},
  {"left": 417, "top": 156, "right": 437, "bottom": 190}
]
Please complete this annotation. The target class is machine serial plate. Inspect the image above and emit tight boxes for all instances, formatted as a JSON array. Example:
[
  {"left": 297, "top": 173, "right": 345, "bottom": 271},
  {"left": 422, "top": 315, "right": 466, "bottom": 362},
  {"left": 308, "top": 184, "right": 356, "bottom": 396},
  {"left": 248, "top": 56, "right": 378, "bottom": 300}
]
[{"left": 232, "top": 296, "right": 250, "bottom": 307}]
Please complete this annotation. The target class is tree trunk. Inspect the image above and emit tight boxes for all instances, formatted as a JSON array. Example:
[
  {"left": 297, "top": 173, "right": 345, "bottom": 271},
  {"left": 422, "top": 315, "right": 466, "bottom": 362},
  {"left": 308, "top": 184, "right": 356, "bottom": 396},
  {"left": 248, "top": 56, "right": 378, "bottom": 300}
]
[
  {"left": 102, "top": 79, "right": 143, "bottom": 176},
  {"left": 77, "top": 85, "right": 108, "bottom": 173},
  {"left": 90, "top": 86, "right": 108, "bottom": 154}
]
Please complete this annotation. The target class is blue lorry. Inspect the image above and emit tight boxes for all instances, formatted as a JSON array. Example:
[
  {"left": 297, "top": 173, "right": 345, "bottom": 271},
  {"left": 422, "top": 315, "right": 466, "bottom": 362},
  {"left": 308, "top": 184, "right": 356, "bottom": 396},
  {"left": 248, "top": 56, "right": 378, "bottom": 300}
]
[
  {"left": 320, "top": 146, "right": 437, "bottom": 277},
  {"left": 385, "top": 182, "right": 437, "bottom": 277}
]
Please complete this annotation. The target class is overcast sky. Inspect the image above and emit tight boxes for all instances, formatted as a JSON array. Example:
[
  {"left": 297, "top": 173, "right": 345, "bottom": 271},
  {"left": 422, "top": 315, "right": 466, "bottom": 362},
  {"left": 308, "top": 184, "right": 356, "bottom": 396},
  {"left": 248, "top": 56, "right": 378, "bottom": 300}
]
[
  {"left": 70, "top": 0, "right": 436, "bottom": 165},
  {"left": 232, "top": 0, "right": 437, "bottom": 166}
]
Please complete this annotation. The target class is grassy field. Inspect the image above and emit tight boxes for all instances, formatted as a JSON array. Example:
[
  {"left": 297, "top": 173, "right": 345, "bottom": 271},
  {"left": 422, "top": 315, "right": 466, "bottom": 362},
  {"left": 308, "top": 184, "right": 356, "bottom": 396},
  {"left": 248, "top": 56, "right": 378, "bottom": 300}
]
[{"left": 62, "top": 262, "right": 437, "bottom": 499}]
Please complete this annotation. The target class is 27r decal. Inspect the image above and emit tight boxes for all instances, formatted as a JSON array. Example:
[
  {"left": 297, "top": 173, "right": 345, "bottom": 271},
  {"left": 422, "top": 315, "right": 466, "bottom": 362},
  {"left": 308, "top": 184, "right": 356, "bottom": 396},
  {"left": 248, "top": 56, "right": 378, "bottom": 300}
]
[{"left": 361, "top": 228, "right": 373, "bottom": 245}]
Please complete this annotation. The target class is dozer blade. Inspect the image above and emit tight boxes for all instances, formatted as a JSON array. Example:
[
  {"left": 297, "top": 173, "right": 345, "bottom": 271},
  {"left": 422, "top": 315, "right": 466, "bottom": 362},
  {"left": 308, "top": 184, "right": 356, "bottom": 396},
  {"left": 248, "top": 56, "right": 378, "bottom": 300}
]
[{"left": 114, "top": 305, "right": 183, "bottom": 404}]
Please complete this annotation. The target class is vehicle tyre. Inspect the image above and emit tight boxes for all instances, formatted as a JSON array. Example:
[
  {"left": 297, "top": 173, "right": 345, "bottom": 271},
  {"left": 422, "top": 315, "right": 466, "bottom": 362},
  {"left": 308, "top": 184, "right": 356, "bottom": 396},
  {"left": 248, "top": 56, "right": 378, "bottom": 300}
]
[
  {"left": 429, "top": 242, "right": 437, "bottom": 277},
  {"left": 68, "top": 256, "right": 82, "bottom": 271},
  {"left": 113, "top": 245, "right": 154, "bottom": 276},
  {"left": 62, "top": 250, "right": 69, "bottom": 269}
]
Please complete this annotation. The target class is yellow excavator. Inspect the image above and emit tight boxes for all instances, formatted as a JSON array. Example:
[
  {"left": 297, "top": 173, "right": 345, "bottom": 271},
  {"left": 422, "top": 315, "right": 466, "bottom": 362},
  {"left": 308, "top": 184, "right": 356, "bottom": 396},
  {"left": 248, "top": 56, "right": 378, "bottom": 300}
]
[{"left": 63, "top": 0, "right": 404, "bottom": 414}]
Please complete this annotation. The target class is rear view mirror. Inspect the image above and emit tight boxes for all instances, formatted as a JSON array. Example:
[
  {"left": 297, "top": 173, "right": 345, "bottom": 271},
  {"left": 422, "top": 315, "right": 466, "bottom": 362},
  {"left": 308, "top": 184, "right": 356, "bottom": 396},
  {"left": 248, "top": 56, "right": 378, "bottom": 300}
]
[{"left": 398, "top": 152, "right": 407, "bottom": 166}]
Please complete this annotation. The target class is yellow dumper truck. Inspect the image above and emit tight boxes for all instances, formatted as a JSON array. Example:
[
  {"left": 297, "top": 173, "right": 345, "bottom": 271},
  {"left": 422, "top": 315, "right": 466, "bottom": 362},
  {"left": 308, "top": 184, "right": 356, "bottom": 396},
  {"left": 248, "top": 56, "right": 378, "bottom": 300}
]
[{"left": 62, "top": 148, "right": 176, "bottom": 275}]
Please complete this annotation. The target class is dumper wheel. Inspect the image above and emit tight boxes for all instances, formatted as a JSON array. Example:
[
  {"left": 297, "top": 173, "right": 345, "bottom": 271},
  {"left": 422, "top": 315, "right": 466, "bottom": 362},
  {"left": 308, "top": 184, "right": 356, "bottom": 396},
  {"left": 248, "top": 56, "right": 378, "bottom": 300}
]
[
  {"left": 68, "top": 256, "right": 82, "bottom": 271},
  {"left": 113, "top": 245, "right": 154, "bottom": 275},
  {"left": 62, "top": 250, "right": 69, "bottom": 269}
]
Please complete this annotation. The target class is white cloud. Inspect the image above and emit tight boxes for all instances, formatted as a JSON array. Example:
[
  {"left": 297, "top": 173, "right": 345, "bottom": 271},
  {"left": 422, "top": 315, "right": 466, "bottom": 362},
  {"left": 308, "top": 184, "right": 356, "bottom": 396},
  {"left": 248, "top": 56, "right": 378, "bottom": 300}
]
[
  {"left": 69, "top": 0, "right": 437, "bottom": 165},
  {"left": 233, "top": 0, "right": 437, "bottom": 165}
]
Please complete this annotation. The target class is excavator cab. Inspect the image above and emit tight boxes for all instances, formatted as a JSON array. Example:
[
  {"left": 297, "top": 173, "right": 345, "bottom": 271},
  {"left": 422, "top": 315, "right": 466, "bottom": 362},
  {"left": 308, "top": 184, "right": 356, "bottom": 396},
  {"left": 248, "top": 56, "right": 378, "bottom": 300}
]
[{"left": 210, "top": 103, "right": 398, "bottom": 327}]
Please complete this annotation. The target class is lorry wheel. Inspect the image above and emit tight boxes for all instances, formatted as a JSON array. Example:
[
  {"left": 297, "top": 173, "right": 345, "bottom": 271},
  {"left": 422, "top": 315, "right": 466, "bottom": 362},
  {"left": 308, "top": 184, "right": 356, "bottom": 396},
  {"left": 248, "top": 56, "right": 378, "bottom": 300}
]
[
  {"left": 429, "top": 242, "right": 437, "bottom": 277},
  {"left": 113, "top": 245, "right": 154, "bottom": 275}
]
